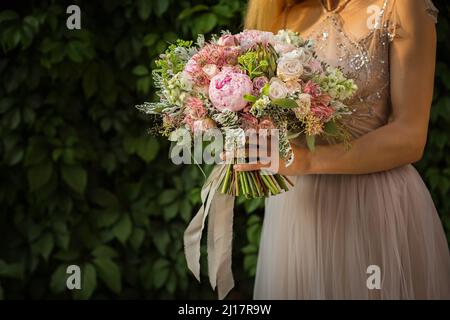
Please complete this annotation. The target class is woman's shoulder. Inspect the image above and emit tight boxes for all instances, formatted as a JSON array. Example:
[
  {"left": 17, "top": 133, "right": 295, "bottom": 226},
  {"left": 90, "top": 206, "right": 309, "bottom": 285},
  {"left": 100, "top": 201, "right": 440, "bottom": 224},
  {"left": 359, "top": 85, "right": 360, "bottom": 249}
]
[{"left": 388, "top": 0, "right": 439, "bottom": 24}]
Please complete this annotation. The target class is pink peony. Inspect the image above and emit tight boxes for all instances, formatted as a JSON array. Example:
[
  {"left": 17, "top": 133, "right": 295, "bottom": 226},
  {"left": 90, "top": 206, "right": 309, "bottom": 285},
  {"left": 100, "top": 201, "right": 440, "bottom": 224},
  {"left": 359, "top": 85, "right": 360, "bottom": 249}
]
[{"left": 209, "top": 70, "right": 253, "bottom": 112}]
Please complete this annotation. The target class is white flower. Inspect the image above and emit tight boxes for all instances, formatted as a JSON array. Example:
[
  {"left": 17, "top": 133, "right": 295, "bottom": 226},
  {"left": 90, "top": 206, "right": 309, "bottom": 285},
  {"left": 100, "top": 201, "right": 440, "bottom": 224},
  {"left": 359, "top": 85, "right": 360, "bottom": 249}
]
[
  {"left": 284, "top": 80, "right": 302, "bottom": 94},
  {"left": 276, "top": 58, "right": 304, "bottom": 82},
  {"left": 275, "top": 30, "right": 304, "bottom": 46},
  {"left": 268, "top": 78, "right": 289, "bottom": 100},
  {"left": 293, "top": 93, "right": 312, "bottom": 119},
  {"left": 282, "top": 48, "right": 313, "bottom": 64},
  {"left": 202, "top": 64, "right": 219, "bottom": 79}
]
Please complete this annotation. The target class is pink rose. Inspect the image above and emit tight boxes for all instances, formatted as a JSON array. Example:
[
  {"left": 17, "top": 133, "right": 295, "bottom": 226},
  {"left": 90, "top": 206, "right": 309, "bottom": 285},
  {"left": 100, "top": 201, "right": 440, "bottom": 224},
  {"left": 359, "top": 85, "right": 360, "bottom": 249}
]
[
  {"left": 252, "top": 76, "right": 269, "bottom": 94},
  {"left": 223, "top": 46, "right": 240, "bottom": 65},
  {"left": 307, "top": 59, "right": 323, "bottom": 74},
  {"left": 209, "top": 70, "right": 253, "bottom": 112},
  {"left": 218, "top": 34, "right": 238, "bottom": 47},
  {"left": 240, "top": 113, "right": 259, "bottom": 130},
  {"left": 258, "top": 118, "right": 275, "bottom": 130}
]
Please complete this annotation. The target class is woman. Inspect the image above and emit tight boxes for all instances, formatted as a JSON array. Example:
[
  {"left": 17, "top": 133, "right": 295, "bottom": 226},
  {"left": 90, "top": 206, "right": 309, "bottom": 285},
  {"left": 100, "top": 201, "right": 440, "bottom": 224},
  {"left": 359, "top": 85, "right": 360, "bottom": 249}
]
[{"left": 237, "top": 0, "right": 450, "bottom": 299}]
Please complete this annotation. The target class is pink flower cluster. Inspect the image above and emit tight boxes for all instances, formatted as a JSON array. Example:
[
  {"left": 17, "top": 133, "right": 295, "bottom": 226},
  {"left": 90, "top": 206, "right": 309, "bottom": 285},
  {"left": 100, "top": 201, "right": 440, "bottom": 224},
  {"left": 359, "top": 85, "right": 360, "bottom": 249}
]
[
  {"left": 303, "top": 81, "right": 334, "bottom": 121},
  {"left": 240, "top": 113, "right": 275, "bottom": 132},
  {"left": 236, "top": 30, "right": 275, "bottom": 51},
  {"left": 185, "top": 41, "right": 240, "bottom": 89},
  {"left": 183, "top": 97, "right": 207, "bottom": 130}
]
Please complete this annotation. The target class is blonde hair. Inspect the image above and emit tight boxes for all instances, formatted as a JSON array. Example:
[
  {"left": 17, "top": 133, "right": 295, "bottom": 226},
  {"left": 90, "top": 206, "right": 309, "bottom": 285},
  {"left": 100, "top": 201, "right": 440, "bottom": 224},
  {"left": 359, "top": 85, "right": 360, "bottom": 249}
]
[{"left": 245, "top": 0, "right": 303, "bottom": 31}]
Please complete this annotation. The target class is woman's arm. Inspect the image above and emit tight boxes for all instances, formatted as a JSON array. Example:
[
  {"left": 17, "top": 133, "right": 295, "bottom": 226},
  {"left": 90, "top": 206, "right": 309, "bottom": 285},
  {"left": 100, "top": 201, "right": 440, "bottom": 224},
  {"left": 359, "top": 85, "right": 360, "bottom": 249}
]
[{"left": 235, "top": 0, "right": 437, "bottom": 175}]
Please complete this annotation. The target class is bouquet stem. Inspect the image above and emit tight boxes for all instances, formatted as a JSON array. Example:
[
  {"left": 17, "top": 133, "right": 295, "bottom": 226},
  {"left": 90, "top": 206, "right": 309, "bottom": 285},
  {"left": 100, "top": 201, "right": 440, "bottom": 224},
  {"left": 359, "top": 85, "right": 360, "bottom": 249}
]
[{"left": 219, "top": 164, "right": 293, "bottom": 199}]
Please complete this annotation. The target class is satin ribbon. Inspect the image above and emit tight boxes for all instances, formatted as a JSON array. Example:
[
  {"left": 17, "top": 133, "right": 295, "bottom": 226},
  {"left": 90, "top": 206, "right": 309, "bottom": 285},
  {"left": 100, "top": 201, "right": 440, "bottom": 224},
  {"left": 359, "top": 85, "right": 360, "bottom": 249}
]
[{"left": 183, "top": 164, "right": 235, "bottom": 299}]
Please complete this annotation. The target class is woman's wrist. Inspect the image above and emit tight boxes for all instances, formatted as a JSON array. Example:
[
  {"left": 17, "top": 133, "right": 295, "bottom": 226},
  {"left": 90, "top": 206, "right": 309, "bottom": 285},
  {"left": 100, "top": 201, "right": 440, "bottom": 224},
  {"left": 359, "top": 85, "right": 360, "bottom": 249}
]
[{"left": 292, "top": 144, "right": 313, "bottom": 175}]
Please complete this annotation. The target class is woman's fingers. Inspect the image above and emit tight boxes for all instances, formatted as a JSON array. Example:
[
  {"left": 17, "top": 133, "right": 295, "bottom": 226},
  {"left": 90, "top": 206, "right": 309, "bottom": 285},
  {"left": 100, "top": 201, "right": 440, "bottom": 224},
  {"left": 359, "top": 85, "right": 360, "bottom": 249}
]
[{"left": 234, "top": 163, "right": 264, "bottom": 172}]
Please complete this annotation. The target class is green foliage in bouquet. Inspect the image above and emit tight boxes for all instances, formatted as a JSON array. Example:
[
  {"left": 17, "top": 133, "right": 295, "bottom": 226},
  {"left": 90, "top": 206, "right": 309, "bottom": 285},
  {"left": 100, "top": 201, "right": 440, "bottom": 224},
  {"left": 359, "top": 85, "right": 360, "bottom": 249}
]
[
  {"left": 0, "top": 0, "right": 449, "bottom": 301},
  {"left": 238, "top": 44, "right": 278, "bottom": 79}
]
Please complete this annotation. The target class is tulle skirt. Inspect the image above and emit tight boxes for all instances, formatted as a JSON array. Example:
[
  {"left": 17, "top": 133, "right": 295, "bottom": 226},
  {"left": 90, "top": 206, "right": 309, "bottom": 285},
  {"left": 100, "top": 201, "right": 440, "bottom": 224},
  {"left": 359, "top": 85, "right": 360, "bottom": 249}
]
[{"left": 253, "top": 165, "right": 450, "bottom": 299}]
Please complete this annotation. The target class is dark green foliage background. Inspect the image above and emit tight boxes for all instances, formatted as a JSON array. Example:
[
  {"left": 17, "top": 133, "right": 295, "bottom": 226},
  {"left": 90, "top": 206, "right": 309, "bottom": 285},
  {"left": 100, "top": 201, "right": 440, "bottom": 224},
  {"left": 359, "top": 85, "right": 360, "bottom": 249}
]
[{"left": 0, "top": 0, "right": 448, "bottom": 299}]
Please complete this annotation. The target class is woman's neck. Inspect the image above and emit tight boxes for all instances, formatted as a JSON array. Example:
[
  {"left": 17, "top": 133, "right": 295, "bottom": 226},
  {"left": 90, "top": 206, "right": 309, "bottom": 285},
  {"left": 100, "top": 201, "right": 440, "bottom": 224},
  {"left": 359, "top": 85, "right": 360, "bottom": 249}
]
[{"left": 321, "top": 0, "right": 340, "bottom": 12}]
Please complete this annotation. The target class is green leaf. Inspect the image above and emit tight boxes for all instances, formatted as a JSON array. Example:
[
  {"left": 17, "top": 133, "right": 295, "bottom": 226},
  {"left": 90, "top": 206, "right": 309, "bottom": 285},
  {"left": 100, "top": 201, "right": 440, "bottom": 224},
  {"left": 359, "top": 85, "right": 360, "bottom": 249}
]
[
  {"left": 154, "top": 0, "right": 170, "bottom": 17},
  {"left": 73, "top": 263, "right": 97, "bottom": 300},
  {"left": 193, "top": 13, "right": 217, "bottom": 35},
  {"left": 153, "top": 230, "right": 170, "bottom": 255},
  {"left": 24, "top": 140, "right": 47, "bottom": 166},
  {"left": 91, "top": 188, "right": 119, "bottom": 208},
  {"left": 129, "top": 228, "right": 146, "bottom": 252},
  {"left": 0, "top": 10, "right": 19, "bottom": 24},
  {"left": 261, "top": 83, "right": 270, "bottom": 96},
  {"left": 5, "top": 145, "right": 24, "bottom": 166},
  {"left": 306, "top": 135, "right": 316, "bottom": 151},
  {"left": 272, "top": 98, "right": 299, "bottom": 109},
  {"left": 143, "top": 34, "right": 159, "bottom": 47},
  {"left": 136, "top": 0, "right": 153, "bottom": 20},
  {"left": 163, "top": 202, "right": 179, "bottom": 221},
  {"left": 324, "top": 121, "right": 340, "bottom": 137},
  {"left": 50, "top": 265, "right": 68, "bottom": 294},
  {"left": 244, "top": 94, "right": 257, "bottom": 103},
  {"left": 153, "top": 259, "right": 170, "bottom": 289},
  {"left": 82, "top": 64, "right": 98, "bottom": 99},
  {"left": 158, "top": 189, "right": 178, "bottom": 205},
  {"left": 93, "top": 258, "right": 121, "bottom": 294},
  {"left": 27, "top": 161, "right": 53, "bottom": 191},
  {"left": 132, "top": 65, "right": 148, "bottom": 76},
  {"left": 135, "top": 136, "right": 159, "bottom": 162},
  {"left": 112, "top": 215, "right": 132, "bottom": 244},
  {"left": 31, "top": 232, "right": 54, "bottom": 260},
  {"left": 61, "top": 165, "right": 87, "bottom": 194},
  {"left": 178, "top": 5, "right": 209, "bottom": 20},
  {"left": 92, "top": 245, "right": 118, "bottom": 259},
  {"left": 0, "top": 260, "right": 25, "bottom": 280},
  {"left": 246, "top": 223, "right": 261, "bottom": 244}
]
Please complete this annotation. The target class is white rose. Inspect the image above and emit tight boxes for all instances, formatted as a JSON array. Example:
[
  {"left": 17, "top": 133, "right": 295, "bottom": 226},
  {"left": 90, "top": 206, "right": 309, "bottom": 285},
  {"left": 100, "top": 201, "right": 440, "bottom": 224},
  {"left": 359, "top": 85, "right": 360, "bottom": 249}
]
[
  {"left": 283, "top": 48, "right": 313, "bottom": 64},
  {"left": 268, "top": 78, "right": 289, "bottom": 100},
  {"left": 277, "top": 58, "right": 304, "bottom": 82},
  {"left": 284, "top": 80, "right": 302, "bottom": 93}
]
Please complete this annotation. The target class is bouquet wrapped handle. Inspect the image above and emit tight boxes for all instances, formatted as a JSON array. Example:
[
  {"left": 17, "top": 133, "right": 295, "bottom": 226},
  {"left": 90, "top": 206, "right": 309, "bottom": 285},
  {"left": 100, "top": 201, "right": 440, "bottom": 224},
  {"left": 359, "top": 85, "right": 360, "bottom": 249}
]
[{"left": 183, "top": 164, "right": 235, "bottom": 299}]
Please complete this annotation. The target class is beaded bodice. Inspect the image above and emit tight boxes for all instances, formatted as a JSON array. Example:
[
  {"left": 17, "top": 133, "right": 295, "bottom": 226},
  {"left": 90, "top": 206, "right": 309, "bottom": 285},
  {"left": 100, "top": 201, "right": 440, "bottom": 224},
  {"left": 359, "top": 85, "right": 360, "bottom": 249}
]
[{"left": 279, "top": 0, "right": 439, "bottom": 138}]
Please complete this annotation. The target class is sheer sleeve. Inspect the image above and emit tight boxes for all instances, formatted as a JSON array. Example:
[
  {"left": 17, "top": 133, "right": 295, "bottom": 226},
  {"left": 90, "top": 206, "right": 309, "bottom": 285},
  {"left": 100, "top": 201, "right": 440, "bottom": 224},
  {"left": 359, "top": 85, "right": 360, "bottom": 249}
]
[{"left": 386, "top": 0, "right": 439, "bottom": 42}]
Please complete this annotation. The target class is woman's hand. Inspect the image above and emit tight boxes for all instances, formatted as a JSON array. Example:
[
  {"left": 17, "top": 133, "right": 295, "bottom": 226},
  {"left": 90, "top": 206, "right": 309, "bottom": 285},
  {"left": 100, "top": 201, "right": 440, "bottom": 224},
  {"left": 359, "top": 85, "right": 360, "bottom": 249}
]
[{"left": 226, "top": 134, "right": 311, "bottom": 176}]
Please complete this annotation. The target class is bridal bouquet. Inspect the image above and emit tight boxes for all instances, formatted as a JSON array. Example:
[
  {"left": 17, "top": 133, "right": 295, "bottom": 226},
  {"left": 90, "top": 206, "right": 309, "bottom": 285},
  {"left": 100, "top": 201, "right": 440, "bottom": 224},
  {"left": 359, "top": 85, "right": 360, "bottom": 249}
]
[
  {"left": 135, "top": 29, "right": 357, "bottom": 299},
  {"left": 136, "top": 29, "right": 357, "bottom": 199}
]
